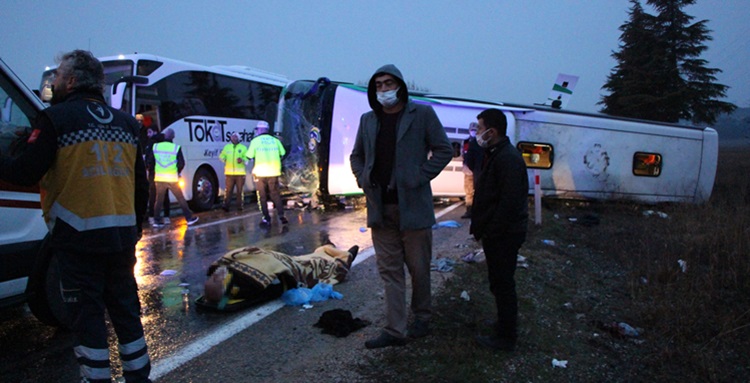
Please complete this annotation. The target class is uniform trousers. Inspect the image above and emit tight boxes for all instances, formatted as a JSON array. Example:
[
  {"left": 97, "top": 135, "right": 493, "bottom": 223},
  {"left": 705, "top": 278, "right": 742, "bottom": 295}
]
[
  {"left": 254, "top": 176, "right": 284, "bottom": 219},
  {"left": 371, "top": 204, "right": 433, "bottom": 338},
  {"left": 154, "top": 181, "right": 193, "bottom": 222},
  {"left": 223, "top": 174, "right": 246, "bottom": 210},
  {"left": 58, "top": 248, "right": 151, "bottom": 383}
]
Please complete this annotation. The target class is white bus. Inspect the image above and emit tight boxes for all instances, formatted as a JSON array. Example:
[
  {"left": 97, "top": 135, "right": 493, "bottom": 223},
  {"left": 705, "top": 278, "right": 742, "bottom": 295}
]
[
  {"left": 277, "top": 78, "right": 718, "bottom": 204},
  {"left": 40, "top": 53, "right": 289, "bottom": 211}
]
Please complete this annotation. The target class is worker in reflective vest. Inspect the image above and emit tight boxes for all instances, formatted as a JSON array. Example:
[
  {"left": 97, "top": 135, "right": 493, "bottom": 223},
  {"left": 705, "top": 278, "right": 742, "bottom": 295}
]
[
  {"left": 219, "top": 132, "right": 248, "bottom": 212},
  {"left": 247, "top": 120, "right": 287, "bottom": 225},
  {"left": 149, "top": 128, "right": 199, "bottom": 226}
]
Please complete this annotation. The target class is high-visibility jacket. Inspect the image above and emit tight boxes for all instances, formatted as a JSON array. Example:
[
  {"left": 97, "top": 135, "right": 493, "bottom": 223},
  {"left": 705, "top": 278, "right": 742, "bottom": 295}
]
[
  {"left": 153, "top": 142, "right": 180, "bottom": 182},
  {"left": 39, "top": 95, "right": 143, "bottom": 232},
  {"left": 220, "top": 142, "right": 248, "bottom": 175},
  {"left": 247, "top": 134, "right": 285, "bottom": 177}
]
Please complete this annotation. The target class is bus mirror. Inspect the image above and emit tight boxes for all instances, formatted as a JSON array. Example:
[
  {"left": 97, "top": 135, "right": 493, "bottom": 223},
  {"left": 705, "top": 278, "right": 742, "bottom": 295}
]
[
  {"left": 110, "top": 83, "right": 127, "bottom": 110},
  {"left": 39, "top": 85, "right": 53, "bottom": 103}
]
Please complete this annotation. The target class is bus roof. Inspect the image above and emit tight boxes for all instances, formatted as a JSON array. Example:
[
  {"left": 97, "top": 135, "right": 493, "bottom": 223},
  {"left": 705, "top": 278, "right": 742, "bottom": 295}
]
[{"left": 97, "top": 53, "right": 289, "bottom": 86}]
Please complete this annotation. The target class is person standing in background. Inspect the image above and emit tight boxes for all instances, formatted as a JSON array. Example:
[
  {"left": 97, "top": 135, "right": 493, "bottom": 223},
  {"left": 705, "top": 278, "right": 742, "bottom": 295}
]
[
  {"left": 0, "top": 50, "right": 152, "bottom": 382},
  {"left": 149, "top": 128, "right": 199, "bottom": 227},
  {"left": 461, "top": 122, "right": 483, "bottom": 219},
  {"left": 350, "top": 64, "right": 452, "bottom": 349},
  {"left": 470, "top": 108, "right": 529, "bottom": 352},
  {"left": 247, "top": 120, "right": 287, "bottom": 225},
  {"left": 220, "top": 132, "right": 248, "bottom": 212}
]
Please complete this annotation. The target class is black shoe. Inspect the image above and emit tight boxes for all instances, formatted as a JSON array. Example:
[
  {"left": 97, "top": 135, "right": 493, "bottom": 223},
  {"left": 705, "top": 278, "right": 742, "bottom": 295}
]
[
  {"left": 280, "top": 216, "right": 289, "bottom": 225},
  {"left": 476, "top": 335, "right": 515, "bottom": 352},
  {"left": 222, "top": 206, "right": 230, "bottom": 212},
  {"left": 365, "top": 332, "right": 407, "bottom": 349},
  {"left": 407, "top": 320, "right": 431, "bottom": 339},
  {"left": 186, "top": 216, "right": 200, "bottom": 226},
  {"left": 260, "top": 216, "right": 271, "bottom": 226},
  {"left": 347, "top": 245, "right": 359, "bottom": 262}
]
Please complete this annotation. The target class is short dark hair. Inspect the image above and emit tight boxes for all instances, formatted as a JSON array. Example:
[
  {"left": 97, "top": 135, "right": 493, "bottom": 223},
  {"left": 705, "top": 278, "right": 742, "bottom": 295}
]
[
  {"left": 55, "top": 50, "right": 105, "bottom": 94},
  {"left": 477, "top": 108, "right": 508, "bottom": 135}
]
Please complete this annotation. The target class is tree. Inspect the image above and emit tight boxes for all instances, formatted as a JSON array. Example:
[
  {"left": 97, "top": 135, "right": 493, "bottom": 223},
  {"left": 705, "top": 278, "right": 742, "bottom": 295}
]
[{"left": 600, "top": 0, "right": 735, "bottom": 124}]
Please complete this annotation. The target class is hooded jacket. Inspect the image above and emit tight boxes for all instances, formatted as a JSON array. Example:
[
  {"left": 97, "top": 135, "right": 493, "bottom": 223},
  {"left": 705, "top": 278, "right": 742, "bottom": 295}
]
[{"left": 350, "top": 64, "right": 453, "bottom": 230}]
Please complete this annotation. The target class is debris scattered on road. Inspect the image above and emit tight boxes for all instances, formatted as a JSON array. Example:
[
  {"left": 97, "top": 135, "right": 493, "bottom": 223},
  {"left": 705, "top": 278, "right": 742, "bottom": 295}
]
[
  {"left": 678, "top": 259, "right": 688, "bottom": 273},
  {"left": 460, "top": 291, "right": 470, "bottom": 301},
  {"left": 432, "top": 220, "right": 461, "bottom": 229},
  {"left": 431, "top": 258, "right": 457, "bottom": 272},
  {"left": 643, "top": 210, "right": 669, "bottom": 219},
  {"left": 552, "top": 358, "right": 568, "bottom": 368}
]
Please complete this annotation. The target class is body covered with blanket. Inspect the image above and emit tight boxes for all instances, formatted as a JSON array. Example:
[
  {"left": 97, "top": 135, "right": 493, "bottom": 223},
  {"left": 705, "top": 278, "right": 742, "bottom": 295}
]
[{"left": 202, "top": 244, "right": 358, "bottom": 308}]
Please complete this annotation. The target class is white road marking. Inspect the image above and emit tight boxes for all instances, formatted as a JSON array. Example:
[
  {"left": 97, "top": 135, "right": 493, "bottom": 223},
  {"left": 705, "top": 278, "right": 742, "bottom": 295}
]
[{"left": 150, "top": 201, "right": 463, "bottom": 381}]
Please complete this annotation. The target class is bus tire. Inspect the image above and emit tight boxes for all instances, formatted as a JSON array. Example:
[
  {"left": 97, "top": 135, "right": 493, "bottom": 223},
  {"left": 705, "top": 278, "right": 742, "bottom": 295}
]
[
  {"left": 190, "top": 167, "right": 217, "bottom": 211},
  {"left": 26, "top": 236, "right": 70, "bottom": 329}
]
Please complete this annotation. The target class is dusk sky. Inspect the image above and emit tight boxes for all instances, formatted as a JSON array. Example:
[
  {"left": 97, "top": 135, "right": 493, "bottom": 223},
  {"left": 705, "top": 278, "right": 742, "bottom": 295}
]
[{"left": 2, "top": 0, "right": 748, "bottom": 114}]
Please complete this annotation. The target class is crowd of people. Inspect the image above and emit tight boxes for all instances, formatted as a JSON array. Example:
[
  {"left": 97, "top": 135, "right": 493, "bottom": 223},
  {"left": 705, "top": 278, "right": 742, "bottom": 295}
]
[{"left": 0, "top": 49, "right": 530, "bottom": 381}]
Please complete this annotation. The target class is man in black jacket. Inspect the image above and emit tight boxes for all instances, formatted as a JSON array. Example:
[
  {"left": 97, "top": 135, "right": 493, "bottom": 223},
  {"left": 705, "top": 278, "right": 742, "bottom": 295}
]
[{"left": 470, "top": 108, "right": 528, "bottom": 352}]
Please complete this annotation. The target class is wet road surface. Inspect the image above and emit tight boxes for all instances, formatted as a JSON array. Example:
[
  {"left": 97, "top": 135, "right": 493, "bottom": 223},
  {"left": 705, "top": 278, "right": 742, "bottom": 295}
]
[{"left": 0, "top": 201, "right": 459, "bottom": 382}]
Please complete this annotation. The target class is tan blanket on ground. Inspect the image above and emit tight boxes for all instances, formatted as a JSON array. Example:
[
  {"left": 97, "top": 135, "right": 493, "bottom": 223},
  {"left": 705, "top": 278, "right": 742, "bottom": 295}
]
[{"left": 211, "top": 245, "right": 353, "bottom": 296}]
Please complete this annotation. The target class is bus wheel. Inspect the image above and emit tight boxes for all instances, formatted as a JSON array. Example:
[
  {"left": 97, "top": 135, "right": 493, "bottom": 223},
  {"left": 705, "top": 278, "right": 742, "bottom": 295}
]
[
  {"left": 26, "top": 236, "right": 70, "bottom": 329},
  {"left": 191, "top": 167, "right": 217, "bottom": 211}
]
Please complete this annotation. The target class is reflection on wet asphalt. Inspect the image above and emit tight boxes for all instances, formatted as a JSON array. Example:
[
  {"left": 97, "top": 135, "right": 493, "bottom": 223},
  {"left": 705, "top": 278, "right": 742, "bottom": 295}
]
[
  {"left": 134, "top": 206, "right": 371, "bottom": 360},
  {"left": 0, "top": 201, "right": 457, "bottom": 382}
]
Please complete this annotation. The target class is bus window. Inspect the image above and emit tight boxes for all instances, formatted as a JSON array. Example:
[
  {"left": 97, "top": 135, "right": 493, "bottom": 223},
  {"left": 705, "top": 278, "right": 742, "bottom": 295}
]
[
  {"left": 633, "top": 152, "right": 662, "bottom": 176},
  {"left": 517, "top": 142, "right": 553, "bottom": 169}
]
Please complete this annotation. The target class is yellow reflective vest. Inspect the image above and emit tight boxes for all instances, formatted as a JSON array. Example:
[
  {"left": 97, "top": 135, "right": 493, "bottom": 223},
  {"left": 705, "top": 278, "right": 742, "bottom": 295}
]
[
  {"left": 153, "top": 142, "right": 180, "bottom": 182},
  {"left": 247, "top": 134, "right": 285, "bottom": 177},
  {"left": 220, "top": 142, "right": 248, "bottom": 175}
]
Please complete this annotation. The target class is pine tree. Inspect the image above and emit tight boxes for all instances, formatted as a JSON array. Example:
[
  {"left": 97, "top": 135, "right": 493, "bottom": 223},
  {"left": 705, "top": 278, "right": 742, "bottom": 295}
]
[{"left": 600, "top": 0, "right": 735, "bottom": 124}]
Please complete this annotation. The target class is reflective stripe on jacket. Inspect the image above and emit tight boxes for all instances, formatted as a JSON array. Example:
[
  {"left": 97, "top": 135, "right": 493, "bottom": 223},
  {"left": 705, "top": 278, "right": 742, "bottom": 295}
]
[
  {"left": 153, "top": 142, "right": 179, "bottom": 182},
  {"left": 40, "top": 97, "right": 140, "bottom": 231},
  {"left": 220, "top": 143, "right": 248, "bottom": 175}
]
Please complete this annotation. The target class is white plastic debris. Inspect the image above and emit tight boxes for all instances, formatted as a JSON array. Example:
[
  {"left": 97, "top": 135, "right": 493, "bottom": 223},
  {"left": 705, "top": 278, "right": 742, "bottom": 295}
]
[
  {"left": 542, "top": 239, "right": 556, "bottom": 246},
  {"left": 643, "top": 210, "right": 669, "bottom": 219},
  {"left": 460, "top": 291, "right": 470, "bottom": 301},
  {"left": 618, "top": 322, "right": 640, "bottom": 337},
  {"left": 159, "top": 270, "right": 177, "bottom": 276},
  {"left": 677, "top": 259, "right": 688, "bottom": 273},
  {"left": 552, "top": 358, "right": 568, "bottom": 368},
  {"left": 516, "top": 254, "right": 529, "bottom": 269}
]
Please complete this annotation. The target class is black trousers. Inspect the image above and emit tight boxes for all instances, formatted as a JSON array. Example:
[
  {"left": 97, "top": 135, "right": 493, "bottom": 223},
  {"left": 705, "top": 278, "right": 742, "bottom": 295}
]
[
  {"left": 58, "top": 248, "right": 151, "bottom": 383},
  {"left": 482, "top": 232, "right": 526, "bottom": 341},
  {"left": 255, "top": 176, "right": 284, "bottom": 219}
]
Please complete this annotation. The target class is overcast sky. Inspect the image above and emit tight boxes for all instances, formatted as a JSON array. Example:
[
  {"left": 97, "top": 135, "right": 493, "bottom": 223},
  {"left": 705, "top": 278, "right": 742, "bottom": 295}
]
[{"left": 2, "top": 0, "right": 748, "bottom": 114}]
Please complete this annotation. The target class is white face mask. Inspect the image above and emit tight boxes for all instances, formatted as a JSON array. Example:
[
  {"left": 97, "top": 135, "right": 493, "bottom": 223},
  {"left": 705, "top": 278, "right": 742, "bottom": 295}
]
[
  {"left": 377, "top": 88, "right": 400, "bottom": 108},
  {"left": 476, "top": 129, "right": 492, "bottom": 148}
]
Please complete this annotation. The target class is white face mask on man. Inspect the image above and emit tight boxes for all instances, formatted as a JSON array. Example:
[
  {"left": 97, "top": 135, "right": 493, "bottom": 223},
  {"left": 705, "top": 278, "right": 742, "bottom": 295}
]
[
  {"left": 377, "top": 88, "right": 400, "bottom": 108},
  {"left": 476, "top": 129, "right": 493, "bottom": 148}
]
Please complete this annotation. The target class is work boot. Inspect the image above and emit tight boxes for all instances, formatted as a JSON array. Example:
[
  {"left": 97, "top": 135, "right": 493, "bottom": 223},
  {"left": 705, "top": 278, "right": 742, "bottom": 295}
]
[
  {"left": 407, "top": 320, "right": 431, "bottom": 339},
  {"left": 365, "top": 332, "right": 407, "bottom": 349},
  {"left": 461, "top": 206, "right": 472, "bottom": 219}
]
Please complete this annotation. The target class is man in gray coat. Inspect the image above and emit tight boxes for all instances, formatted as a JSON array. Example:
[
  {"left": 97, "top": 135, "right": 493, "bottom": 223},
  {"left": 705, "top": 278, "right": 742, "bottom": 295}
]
[{"left": 350, "top": 64, "right": 452, "bottom": 348}]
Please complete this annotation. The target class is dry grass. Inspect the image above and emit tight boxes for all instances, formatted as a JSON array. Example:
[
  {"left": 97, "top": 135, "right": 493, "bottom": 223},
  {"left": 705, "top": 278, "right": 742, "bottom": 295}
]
[{"left": 354, "top": 148, "right": 750, "bottom": 382}]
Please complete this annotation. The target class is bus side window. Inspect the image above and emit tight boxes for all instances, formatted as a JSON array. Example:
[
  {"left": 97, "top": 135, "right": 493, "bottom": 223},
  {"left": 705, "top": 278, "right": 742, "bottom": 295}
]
[
  {"left": 633, "top": 152, "right": 662, "bottom": 177},
  {"left": 517, "top": 142, "right": 553, "bottom": 169}
]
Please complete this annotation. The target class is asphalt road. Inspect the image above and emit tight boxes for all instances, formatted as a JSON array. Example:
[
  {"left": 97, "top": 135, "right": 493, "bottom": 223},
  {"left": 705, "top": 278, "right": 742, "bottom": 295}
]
[{"left": 0, "top": 200, "right": 463, "bottom": 382}]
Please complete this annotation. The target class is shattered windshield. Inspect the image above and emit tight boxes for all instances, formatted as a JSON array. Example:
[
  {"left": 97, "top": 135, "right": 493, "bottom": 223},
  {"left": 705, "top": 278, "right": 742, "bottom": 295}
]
[{"left": 278, "top": 79, "right": 333, "bottom": 196}]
